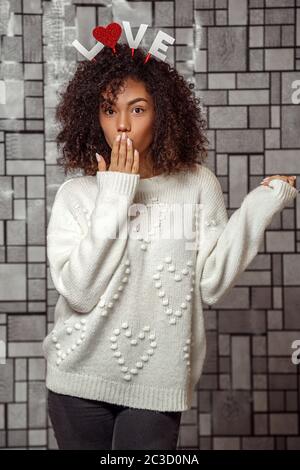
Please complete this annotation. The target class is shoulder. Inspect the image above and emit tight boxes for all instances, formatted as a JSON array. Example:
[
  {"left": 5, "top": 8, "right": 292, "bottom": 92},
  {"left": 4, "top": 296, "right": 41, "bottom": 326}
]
[
  {"left": 56, "top": 175, "right": 94, "bottom": 198},
  {"left": 193, "top": 164, "right": 223, "bottom": 194}
]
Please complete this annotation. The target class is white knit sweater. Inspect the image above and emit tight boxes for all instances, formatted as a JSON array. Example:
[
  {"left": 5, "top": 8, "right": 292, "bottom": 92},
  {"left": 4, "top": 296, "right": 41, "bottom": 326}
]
[{"left": 42, "top": 164, "right": 298, "bottom": 411}]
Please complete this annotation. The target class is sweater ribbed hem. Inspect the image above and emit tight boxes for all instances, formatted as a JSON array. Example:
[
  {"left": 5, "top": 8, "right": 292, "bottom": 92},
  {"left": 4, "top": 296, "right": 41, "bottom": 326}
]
[
  {"left": 268, "top": 178, "right": 298, "bottom": 205},
  {"left": 96, "top": 171, "right": 140, "bottom": 197},
  {"left": 45, "top": 363, "right": 193, "bottom": 412}
]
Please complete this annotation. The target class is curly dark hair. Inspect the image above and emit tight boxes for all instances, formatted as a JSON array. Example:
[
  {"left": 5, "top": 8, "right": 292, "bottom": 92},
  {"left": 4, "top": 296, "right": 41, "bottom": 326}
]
[{"left": 55, "top": 42, "right": 209, "bottom": 177}]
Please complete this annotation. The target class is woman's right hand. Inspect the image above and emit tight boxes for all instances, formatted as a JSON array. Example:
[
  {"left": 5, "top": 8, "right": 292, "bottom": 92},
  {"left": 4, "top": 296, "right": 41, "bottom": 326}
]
[{"left": 96, "top": 131, "right": 139, "bottom": 175}]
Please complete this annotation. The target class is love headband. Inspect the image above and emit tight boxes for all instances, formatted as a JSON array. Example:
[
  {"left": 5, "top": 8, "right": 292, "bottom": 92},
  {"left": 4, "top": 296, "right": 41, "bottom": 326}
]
[{"left": 72, "top": 21, "right": 175, "bottom": 63}]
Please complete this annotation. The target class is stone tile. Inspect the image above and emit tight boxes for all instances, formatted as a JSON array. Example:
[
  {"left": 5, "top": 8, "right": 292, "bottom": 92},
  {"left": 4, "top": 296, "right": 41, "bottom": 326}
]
[
  {"left": 269, "top": 391, "right": 284, "bottom": 412},
  {"left": 265, "top": 49, "right": 294, "bottom": 71},
  {"left": 249, "top": 106, "right": 270, "bottom": 128},
  {"left": 249, "top": 155, "right": 263, "bottom": 175},
  {"left": 8, "top": 430, "right": 27, "bottom": 447},
  {"left": 8, "top": 403, "right": 27, "bottom": 429},
  {"left": 219, "top": 310, "right": 266, "bottom": 334},
  {"left": 8, "top": 342, "right": 43, "bottom": 357},
  {"left": 23, "top": 15, "right": 42, "bottom": 62},
  {"left": 212, "top": 391, "right": 251, "bottom": 435},
  {"left": 229, "top": 89, "right": 269, "bottom": 104},
  {"left": 287, "top": 437, "right": 300, "bottom": 450},
  {"left": 271, "top": 105, "right": 280, "bottom": 127},
  {"left": 267, "top": 310, "right": 283, "bottom": 330},
  {"left": 269, "top": 374, "right": 297, "bottom": 390},
  {"left": 25, "top": 97, "right": 43, "bottom": 118},
  {"left": 28, "top": 382, "right": 46, "bottom": 427},
  {"left": 249, "top": 49, "right": 264, "bottom": 71},
  {"left": 232, "top": 336, "right": 251, "bottom": 389},
  {"left": 8, "top": 316, "right": 45, "bottom": 341},
  {"left": 242, "top": 436, "right": 274, "bottom": 449},
  {"left": 283, "top": 255, "right": 300, "bottom": 286},
  {"left": 0, "top": 359, "right": 13, "bottom": 402},
  {"left": 265, "top": 150, "right": 300, "bottom": 174},
  {"left": 208, "top": 27, "right": 246, "bottom": 71},
  {"left": 249, "top": 9, "right": 264, "bottom": 25},
  {"left": 29, "top": 429, "right": 46, "bottom": 446},
  {"left": 249, "top": 26, "right": 263, "bottom": 48},
  {"left": 23, "top": 0, "right": 42, "bottom": 14},
  {"left": 265, "top": 26, "right": 281, "bottom": 47},
  {"left": 175, "top": 0, "right": 193, "bottom": 26},
  {"left": 204, "top": 332, "right": 217, "bottom": 372},
  {"left": 252, "top": 287, "right": 272, "bottom": 309},
  {"left": 24, "top": 64, "right": 43, "bottom": 80},
  {"left": 216, "top": 10, "right": 228, "bottom": 25},
  {"left": 214, "top": 437, "right": 240, "bottom": 449},
  {"left": 229, "top": 155, "right": 248, "bottom": 207},
  {"left": 282, "top": 25, "right": 295, "bottom": 47},
  {"left": 2, "top": 37, "right": 23, "bottom": 62},
  {"left": 210, "top": 106, "right": 247, "bottom": 128},
  {"left": 215, "top": 0, "right": 227, "bottom": 7},
  {"left": 6, "top": 160, "right": 44, "bottom": 175},
  {"left": 175, "top": 28, "right": 193, "bottom": 44},
  {"left": 6, "top": 221, "right": 26, "bottom": 245},
  {"left": 286, "top": 391, "right": 298, "bottom": 412},
  {"left": 282, "top": 106, "right": 300, "bottom": 148},
  {"left": 237, "top": 72, "right": 269, "bottom": 88},
  {"left": 0, "top": 81, "right": 24, "bottom": 119},
  {"left": 197, "top": 90, "right": 227, "bottom": 105},
  {"left": 217, "top": 130, "right": 263, "bottom": 153},
  {"left": 228, "top": 0, "right": 247, "bottom": 25},
  {"left": 270, "top": 414, "right": 298, "bottom": 435},
  {"left": 266, "top": 232, "right": 295, "bottom": 252},
  {"left": 254, "top": 414, "right": 268, "bottom": 434},
  {"left": 195, "top": 10, "right": 214, "bottom": 26},
  {"left": 266, "top": 0, "right": 294, "bottom": 6},
  {"left": 25, "top": 81, "right": 43, "bottom": 97},
  {"left": 179, "top": 424, "right": 198, "bottom": 447},
  {"left": 265, "top": 8, "right": 295, "bottom": 25},
  {"left": 0, "top": 264, "right": 26, "bottom": 301},
  {"left": 268, "top": 331, "right": 300, "bottom": 356},
  {"left": 253, "top": 391, "right": 267, "bottom": 412},
  {"left": 253, "top": 357, "right": 267, "bottom": 373},
  {"left": 208, "top": 73, "right": 235, "bottom": 89}
]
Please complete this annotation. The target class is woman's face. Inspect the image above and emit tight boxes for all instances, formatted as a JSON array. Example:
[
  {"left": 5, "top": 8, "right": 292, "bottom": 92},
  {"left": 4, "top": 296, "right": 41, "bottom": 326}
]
[{"left": 99, "top": 77, "right": 155, "bottom": 160}]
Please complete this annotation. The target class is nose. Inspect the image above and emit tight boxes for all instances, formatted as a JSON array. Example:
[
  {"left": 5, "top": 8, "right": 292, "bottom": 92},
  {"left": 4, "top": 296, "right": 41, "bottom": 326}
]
[{"left": 117, "top": 128, "right": 130, "bottom": 139}]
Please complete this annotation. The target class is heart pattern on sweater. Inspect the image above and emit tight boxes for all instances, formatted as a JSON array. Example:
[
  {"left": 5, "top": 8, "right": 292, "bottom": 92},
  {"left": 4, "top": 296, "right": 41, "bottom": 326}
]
[
  {"left": 110, "top": 322, "right": 157, "bottom": 382},
  {"left": 51, "top": 316, "right": 89, "bottom": 366},
  {"left": 152, "top": 256, "right": 195, "bottom": 325}
]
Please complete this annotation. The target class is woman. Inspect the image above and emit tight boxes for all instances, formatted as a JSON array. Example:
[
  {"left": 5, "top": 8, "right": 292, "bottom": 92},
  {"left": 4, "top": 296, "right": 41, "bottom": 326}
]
[{"left": 43, "top": 43, "right": 297, "bottom": 450}]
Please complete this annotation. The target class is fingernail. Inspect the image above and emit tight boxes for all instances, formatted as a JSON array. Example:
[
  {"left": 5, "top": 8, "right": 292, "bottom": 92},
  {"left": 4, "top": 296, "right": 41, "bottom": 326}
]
[
  {"left": 116, "top": 134, "right": 121, "bottom": 141},
  {"left": 122, "top": 132, "right": 126, "bottom": 140},
  {"left": 96, "top": 153, "right": 101, "bottom": 162}
]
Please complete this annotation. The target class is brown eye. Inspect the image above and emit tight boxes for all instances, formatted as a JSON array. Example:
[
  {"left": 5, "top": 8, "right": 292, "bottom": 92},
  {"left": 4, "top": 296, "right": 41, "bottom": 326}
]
[
  {"left": 103, "top": 107, "right": 114, "bottom": 115},
  {"left": 133, "top": 107, "right": 144, "bottom": 114}
]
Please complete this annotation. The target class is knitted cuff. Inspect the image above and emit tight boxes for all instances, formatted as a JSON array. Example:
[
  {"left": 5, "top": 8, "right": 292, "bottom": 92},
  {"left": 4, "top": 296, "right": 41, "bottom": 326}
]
[{"left": 96, "top": 170, "right": 140, "bottom": 197}]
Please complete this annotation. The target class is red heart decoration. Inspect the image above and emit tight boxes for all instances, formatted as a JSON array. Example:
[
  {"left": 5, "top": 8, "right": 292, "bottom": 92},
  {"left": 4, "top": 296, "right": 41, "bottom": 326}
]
[{"left": 92, "top": 22, "right": 122, "bottom": 50}]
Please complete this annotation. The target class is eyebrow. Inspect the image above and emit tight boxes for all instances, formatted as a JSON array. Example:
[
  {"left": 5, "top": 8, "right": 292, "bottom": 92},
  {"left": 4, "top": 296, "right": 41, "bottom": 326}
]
[{"left": 102, "top": 97, "right": 148, "bottom": 106}]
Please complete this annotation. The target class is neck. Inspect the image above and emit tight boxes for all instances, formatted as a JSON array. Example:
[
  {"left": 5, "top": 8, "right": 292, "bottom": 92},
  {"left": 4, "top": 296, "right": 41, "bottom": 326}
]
[{"left": 139, "top": 149, "right": 161, "bottom": 179}]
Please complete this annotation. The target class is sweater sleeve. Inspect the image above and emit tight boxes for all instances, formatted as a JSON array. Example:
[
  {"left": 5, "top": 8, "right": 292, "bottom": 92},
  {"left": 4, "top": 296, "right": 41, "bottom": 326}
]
[
  {"left": 47, "top": 171, "right": 140, "bottom": 314},
  {"left": 199, "top": 171, "right": 298, "bottom": 306}
]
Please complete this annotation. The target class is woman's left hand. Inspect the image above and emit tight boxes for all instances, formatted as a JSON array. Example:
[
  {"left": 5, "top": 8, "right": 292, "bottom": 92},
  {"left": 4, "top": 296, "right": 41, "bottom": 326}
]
[{"left": 260, "top": 175, "right": 297, "bottom": 187}]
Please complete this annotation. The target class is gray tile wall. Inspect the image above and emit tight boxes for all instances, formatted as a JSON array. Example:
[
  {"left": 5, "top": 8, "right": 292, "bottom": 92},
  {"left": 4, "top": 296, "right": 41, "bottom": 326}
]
[{"left": 0, "top": 0, "right": 299, "bottom": 450}]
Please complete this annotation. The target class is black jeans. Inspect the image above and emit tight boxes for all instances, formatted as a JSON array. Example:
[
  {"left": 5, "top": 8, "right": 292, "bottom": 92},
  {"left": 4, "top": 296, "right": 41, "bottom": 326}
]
[{"left": 47, "top": 388, "right": 182, "bottom": 450}]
